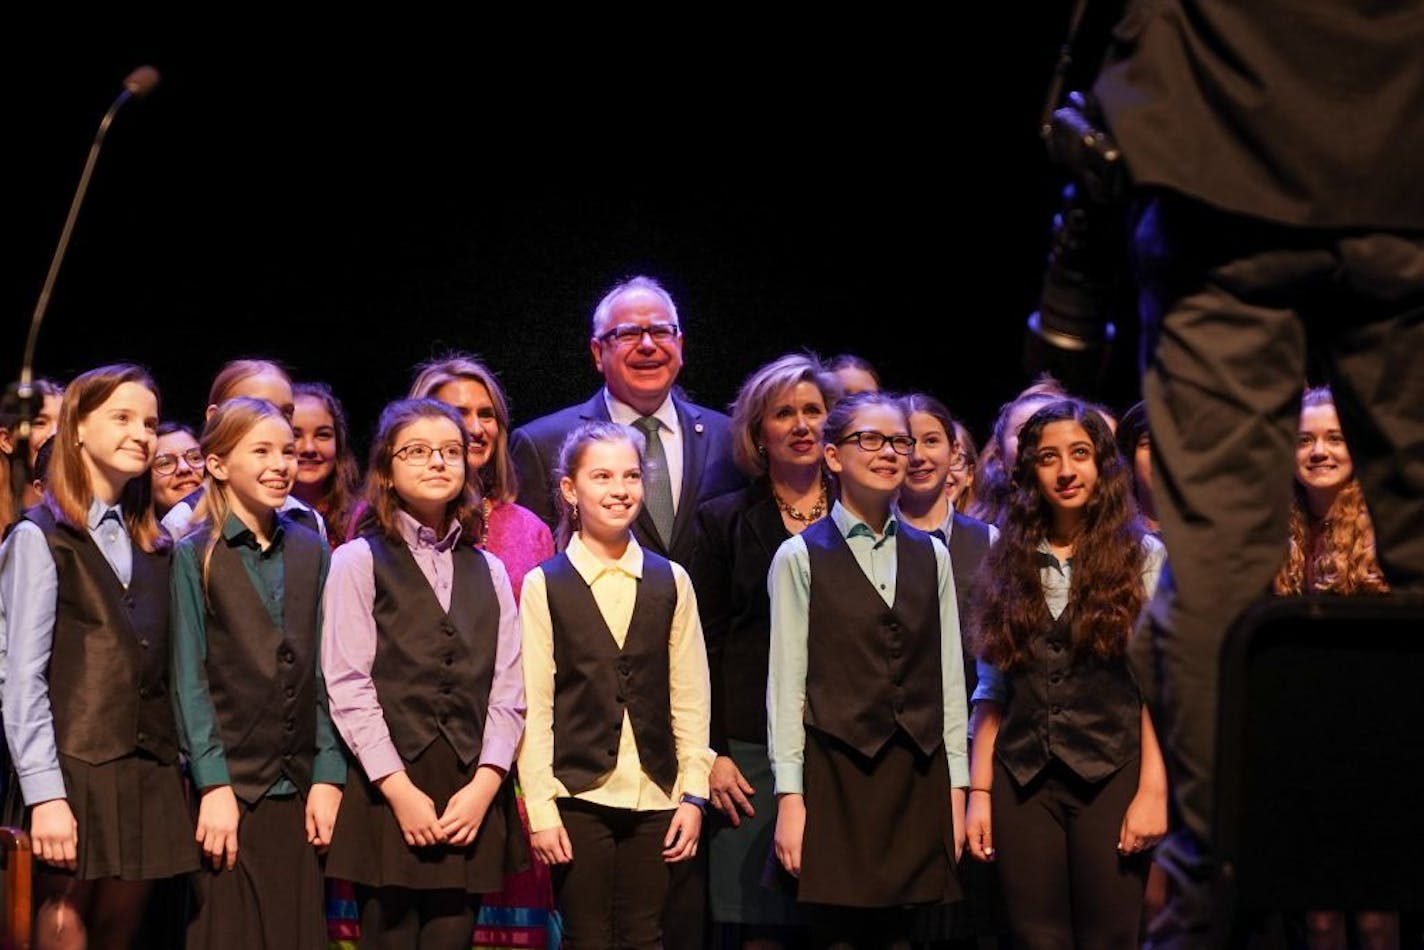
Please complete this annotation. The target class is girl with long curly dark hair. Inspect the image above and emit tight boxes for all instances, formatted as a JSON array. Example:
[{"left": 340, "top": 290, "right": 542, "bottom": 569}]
[{"left": 964, "top": 398, "right": 1169, "bottom": 947}]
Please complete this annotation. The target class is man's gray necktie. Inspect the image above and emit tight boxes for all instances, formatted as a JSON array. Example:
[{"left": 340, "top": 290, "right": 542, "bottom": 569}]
[{"left": 633, "top": 415, "right": 676, "bottom": 546}]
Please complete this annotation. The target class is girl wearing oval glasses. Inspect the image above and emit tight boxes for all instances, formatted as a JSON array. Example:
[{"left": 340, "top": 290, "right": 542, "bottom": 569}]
[
  {"left": 151, "top": 422, "right": 204, "bottom": 520},
  {"left": 324, "top": 399, "right": 527, "bottom": 949},
  {"left": 767, "top": 391, "right": 969, "bottom": 946}
]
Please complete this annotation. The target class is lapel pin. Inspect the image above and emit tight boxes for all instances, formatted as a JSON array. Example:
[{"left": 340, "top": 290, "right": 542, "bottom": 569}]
[{"left": 694, "top": 422, "right": 704, "bottom": 434}]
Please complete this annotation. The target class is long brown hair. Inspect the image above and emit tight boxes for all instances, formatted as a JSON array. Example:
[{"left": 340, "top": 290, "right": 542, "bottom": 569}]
[
  {"left": 191, "top": 397, "right": 292, "bottom": 593},
  {"left": 45, "top": 364, "right": 166, "bottom": 553},
  {"left": 972, "top": 399, "right": 1146, "bottom": 671},
  {"left": 356, "top": 399, "right": 483, "bottom": 545},
  {"left": 409, "top": 353, "right": 518, "bottom": 504},
  {"left": 1273, "top": 387, "right": 1388, "bottom": 595},
  {"left": 292, "top": 381, "right": 361, "bottom": 541}
]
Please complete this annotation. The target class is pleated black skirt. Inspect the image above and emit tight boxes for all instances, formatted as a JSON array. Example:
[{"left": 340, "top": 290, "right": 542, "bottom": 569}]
[
  {"left": 48, "top": 752, "right": 198, "bottom": 881},
  {"left": 327, "top": 736, "right": 528, "bottom": 893}
]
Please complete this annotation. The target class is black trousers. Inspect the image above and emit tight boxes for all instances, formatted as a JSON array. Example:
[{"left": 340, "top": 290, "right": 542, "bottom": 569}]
[
  {"left": 1130, "top": 193, "right": 1424, "bottom": 946},
  {"left": 991, "top": 758, "right": 1148, "bottom": 950},
  {"left": 552, "top": 799, "right": 676, "bottom": 949}
]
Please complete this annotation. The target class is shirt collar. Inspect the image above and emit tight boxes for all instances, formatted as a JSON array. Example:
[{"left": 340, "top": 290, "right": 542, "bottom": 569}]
[
  {"left": 86, "top": 497, "right": 123, "bottom": 531},
  {"left": 603, "top": 388, "right": 678, "bottom": 437},
  {"left": 395, "top": 508, "right": 462, "bottom": 552},
  {"left": 565, "top": 531, "right": 644, "bottom": 584},
  {"left": 1037, "top": 536, "right": 1072, "bottom": 571},
  {"left": 888, "top": 502, "right": 953, "bottom": 541},
  {"left": 831, "top": 499, "right": 899, "bottom": 541},
  {"left": 222, "top": 511, "right": 286, "bottom": 553}
]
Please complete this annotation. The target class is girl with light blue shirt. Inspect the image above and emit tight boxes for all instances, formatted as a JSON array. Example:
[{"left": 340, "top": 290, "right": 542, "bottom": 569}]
[
  {"left": 0, "top": 364, "right": 198, "bottom": 949},
  {"left": 766, "top": 391, "right": 969, "bottom": 945}
]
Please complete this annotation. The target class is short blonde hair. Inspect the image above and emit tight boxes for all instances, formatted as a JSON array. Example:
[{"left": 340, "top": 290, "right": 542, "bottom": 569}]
[{"left": 729, "top": 354, "right": 837, "bottom": 478}]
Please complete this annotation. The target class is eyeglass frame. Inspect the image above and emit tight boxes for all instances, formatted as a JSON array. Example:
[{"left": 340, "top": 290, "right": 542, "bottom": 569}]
[
  {"left": 392, "top": 441, "right": 467, "bottom": 466},
  {"left": 596, "top": 322, "right": 682, "bottom": 347},
  {"left": 152, "top": 448, "right": 206, "bottom": 477},
  {"left": 835, "top": 430, "right": 918, "bottom": 456}
]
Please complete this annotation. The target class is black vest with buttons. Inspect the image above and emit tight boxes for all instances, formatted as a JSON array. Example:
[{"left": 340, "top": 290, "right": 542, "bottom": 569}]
[
  {"left": 993, "top": 607, "right": 1141, "bottom": 786},
  {"left": 194, "top": 518, "right": 323, "bottom": 803},
  {"left": 802, "top": 517, "right": 944, "bottom": 760},
  {"left": 543, "top": 550, "right": 679, "bottom": 796},
  {"left": 22, "top": 505, "right": 179, "bottom": 767},
  {"left": 366, "top": 530, "right": 499, "bottom": 767}
]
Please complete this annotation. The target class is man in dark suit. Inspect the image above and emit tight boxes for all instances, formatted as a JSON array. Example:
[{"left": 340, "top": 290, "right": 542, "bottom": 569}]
[
  {"left": 509, "top": 275, "right": 741, "bottom": 949},
  {"left": 510, "top": 275, "right": 743, "bottom": 570},
  {"left": 1091, "top": 2, "right": 1424, "bottom": 944}
]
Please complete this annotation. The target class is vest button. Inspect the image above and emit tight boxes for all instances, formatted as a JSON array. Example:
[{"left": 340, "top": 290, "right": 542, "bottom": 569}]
[
  {"left": 285, "top": 686, "right": 296, "bottom": 698},
  {"left": 139, "top": 638, "right": 150, "bottom": 650},
  {"left": 137, "top": 730, "right": 147, "bottom": 742},
  {"left": 444, "top": 655, "right": 454, "bottom": 666},
  {"left": 1048, "top": 640, "right": 1064, "bottom": 652},
  {"left": 887, "top": 620, "right": 900, "bottom": 632},
  {"left": 443, "top": 625, "right": 456, "bottom": 637},
  {"left": 285, "top": 719, "right": 295, "bottom": 732},
  {"left": 440, "top": 714, "right": 449, "bottom": 724},
  {"left": 606, "top": 748, "right": 616, "bottom": 757},
  {"left": 441, "top": 684, "right": 453, "bottom": 695},
  {"left": 894, "top": 701, "right": 905, "bottom": 714},
  {"left": 1049, "top": 674, "right": 1062, "bottom": 685},
  {"left": 1050, "top": 705, "right": 1062, "bottom": 715},
  {"left": 890, "top": 648, "right": 902, "bottom": 660},
  {"left": 615, "top": 695, "right": 625, "bottom": 704}
]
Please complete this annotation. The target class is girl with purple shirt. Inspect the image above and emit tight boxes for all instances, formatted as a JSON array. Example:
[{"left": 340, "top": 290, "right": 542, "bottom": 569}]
[{"left": 322, "top": 399, "right": 527, "bottom": 950}]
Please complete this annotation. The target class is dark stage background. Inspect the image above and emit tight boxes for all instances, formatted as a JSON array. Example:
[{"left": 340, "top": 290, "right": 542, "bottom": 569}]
[{"left": 6, "top": 26, "right": 1143, "bottom": 453}]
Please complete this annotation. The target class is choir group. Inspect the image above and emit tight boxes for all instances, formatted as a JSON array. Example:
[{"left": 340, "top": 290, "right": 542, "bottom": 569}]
[{"left": 0, "top": 276, "right": 1389, "bottom": 949}]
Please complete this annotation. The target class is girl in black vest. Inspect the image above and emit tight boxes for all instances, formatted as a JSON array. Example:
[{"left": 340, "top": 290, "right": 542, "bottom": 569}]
[
  {"left": 1, "top": 364, "right": 198, "bottom": 950},
  {"left": 516, "top": 420, "right": 712, "bottom": 949},
  {"left": 965, "top": 398, "right": 1168, "bottom": 949},
  {"left": 170, "top": 396, "right": 346, "bottom": 949},
  {"left": 767, "top": 391, "right": 970, "bottom": 948},
  {"left": 324, "top": 399, "right": 526, "bottom": 950}
]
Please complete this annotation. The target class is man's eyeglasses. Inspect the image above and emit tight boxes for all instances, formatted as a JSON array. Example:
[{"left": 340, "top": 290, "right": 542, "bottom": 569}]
[
  {"left": 153, "top": 449, "right": 205, "bottom": 476},
  {"left": 836, "top": 431, "right": 917, "bottom": 455},
  {"left": 597, "top": 322, "right": 681, "bottom": 347},
  {"left": 393, "top": 442, "right": 466, "bottom": 467}
]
